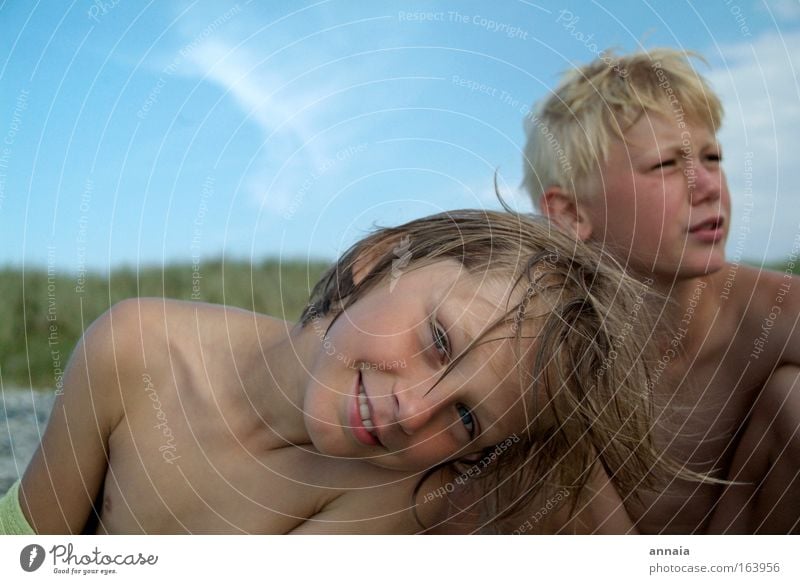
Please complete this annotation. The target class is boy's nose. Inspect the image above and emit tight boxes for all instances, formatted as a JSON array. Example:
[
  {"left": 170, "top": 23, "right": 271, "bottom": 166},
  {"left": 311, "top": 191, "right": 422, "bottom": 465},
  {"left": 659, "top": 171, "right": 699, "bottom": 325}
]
[
  {"left": 689, "top": 163, "right": 722, "bottom": 204},
  {"left": 394, "top": 385, "right": 441, "bottom": 435}
]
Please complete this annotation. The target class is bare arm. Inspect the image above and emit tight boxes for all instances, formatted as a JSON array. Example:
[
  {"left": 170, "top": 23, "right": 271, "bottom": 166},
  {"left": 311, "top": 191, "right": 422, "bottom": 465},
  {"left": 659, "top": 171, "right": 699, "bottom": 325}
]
[{"left": 18, "top": 301, "right": 137, "bottom": 534}]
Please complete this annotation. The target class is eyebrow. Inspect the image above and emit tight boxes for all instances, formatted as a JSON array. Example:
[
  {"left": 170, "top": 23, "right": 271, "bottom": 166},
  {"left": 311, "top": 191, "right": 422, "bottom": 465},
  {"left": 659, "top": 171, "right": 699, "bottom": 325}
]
[
  {"left": 436, "top": 292, "right": 523, "bottom": 441},
  {"left": 629, "top": 141, "right": 681, "bottom": 159},
  {"left": 451, "top": 329, "right": 522, "bottom": 444}
]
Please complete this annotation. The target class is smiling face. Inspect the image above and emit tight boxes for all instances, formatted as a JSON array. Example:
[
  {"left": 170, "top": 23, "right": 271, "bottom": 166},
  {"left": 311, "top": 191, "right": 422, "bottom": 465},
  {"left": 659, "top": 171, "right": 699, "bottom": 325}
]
[
  {"left": 578, "top": 114, "right": 731, "bottom": 285},
  {"left": 301, "top": 260, "right": 532, "bottom": 472}
]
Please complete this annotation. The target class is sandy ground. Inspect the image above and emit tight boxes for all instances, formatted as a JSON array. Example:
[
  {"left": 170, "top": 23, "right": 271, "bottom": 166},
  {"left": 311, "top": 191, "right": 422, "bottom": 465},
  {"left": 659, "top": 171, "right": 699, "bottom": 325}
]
[{"left": 0, "top": 388, "right": 55, "bottom": 494}]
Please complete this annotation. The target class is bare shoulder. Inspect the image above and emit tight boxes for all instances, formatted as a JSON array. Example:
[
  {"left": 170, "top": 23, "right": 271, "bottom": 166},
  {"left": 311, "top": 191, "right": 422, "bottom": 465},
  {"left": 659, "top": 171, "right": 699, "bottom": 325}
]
[
  {"left": 719, "top": 263, "right": 799, "bottom": 312},
  {"left": 19, "top": 299, "right": 159, "bottom": 533},
  {"left": 720, "top": 264, "right": 800, "bottom": 363},
  {"left": 106, "top": 297, "right": 288, "bottom": 380}
]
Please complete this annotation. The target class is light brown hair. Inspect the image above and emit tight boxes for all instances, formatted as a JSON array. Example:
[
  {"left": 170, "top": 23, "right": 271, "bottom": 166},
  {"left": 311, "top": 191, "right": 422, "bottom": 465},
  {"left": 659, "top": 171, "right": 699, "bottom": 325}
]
[{"left": 302, "top": 209, "right": 684, "bottom": 527}]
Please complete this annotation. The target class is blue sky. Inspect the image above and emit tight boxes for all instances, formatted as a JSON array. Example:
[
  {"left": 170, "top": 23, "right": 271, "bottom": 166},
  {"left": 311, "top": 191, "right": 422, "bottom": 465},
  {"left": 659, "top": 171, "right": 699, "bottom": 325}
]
[{"left": 1, "top": 0, "right": 799, "bottom": 274}]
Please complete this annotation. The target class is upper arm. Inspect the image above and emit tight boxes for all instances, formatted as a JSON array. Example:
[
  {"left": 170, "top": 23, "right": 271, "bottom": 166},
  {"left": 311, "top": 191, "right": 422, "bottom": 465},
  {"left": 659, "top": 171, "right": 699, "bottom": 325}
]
[
  {"left": 502, "top": 465, "right": 638, "bottom": 535},
  {"left": 19, "top": 299, "right": 144, "bottom": 534}
]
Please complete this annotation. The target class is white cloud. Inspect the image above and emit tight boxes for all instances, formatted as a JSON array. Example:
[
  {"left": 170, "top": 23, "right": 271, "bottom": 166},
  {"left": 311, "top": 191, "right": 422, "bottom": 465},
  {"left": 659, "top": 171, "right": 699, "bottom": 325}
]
[
  {"left": 181, "top": 39, "right": 335, "bottom": 213},
  {"left": 709, "top": 29, "right": 800, "bottom": 262},
  {"left": 756, "top": 0, "right": 800, "bottom": 21}
]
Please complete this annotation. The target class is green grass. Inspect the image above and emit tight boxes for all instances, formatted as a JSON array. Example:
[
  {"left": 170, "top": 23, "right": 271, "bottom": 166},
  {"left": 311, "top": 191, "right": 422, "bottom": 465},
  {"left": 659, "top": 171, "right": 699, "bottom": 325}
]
[
  {"left": 3, "top": 255, "right": 797, "bottom": 391},
  {"left": 0, "top": 259, "right": 329, "bottom": 390}
]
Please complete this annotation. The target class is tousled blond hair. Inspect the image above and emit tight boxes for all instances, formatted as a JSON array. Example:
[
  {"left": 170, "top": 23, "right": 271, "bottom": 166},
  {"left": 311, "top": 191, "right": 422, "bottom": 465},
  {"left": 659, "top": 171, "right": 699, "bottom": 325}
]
[
  {"left": 302, "top": 209, "right": 692, "bottom": 529},
  {"left": 523, "top": 48, "right": 724, "bottom": 206}
]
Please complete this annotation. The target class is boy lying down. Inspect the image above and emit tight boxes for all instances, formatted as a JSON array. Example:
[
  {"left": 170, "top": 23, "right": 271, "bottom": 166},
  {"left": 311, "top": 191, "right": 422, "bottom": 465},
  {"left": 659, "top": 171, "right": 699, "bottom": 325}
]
[{"left": 2, "top": 209, "right": 682, "bottom": 534}]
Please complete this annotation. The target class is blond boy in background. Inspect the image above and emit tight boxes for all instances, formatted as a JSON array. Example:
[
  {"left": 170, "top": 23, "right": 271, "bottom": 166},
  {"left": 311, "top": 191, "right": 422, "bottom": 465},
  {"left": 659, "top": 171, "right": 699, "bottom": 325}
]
[{"left": 524, "top": 48, "right": 799, "bottom": 534}]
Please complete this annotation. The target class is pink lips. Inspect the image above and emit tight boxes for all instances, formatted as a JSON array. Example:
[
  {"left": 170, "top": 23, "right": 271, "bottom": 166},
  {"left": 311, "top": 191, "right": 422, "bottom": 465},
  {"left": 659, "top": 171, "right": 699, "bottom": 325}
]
[
  {"left": 688, "top": 216, "right": 726, "bottom": 243},
  {"left": 349, "top": 370, "right": 380, "bottom": 447}
]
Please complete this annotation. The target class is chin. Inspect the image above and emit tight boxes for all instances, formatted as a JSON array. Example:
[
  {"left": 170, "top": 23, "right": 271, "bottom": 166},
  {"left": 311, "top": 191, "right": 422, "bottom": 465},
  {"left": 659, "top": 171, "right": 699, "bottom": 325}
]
[
  {"left": 303, "top": 411, "right": 346, "bottom": 456},
  {"left": 694, "top": 250, "right": 727, "bottom": 276}
]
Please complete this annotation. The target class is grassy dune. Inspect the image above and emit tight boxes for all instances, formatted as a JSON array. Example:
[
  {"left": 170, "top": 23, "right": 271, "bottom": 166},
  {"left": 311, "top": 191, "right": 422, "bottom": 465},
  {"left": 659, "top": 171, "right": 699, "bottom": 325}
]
[
  {"left": 1, "top": 256, "right": 796, "bottom": 391},
  {"left": 0, "top": 259, "right": 329, "bottom": 390}
]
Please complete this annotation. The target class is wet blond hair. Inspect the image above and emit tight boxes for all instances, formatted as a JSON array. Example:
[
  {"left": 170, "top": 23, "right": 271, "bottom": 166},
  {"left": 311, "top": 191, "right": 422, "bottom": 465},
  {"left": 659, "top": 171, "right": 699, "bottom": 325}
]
[
  {"left": 301, "top": 209, "right": 689, "bottom": 528},
  {"left": 523, "top": 48, "right": 724, "bottom": 206}
]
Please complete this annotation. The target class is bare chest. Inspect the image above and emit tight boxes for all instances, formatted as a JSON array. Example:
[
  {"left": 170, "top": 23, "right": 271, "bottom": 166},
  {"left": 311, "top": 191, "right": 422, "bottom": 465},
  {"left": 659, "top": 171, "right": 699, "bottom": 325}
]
[
  {"left": 631, "top": 340, "right": 773, "bottom": 533},
  {"left": 95, "top": 372, "right": 336, "bottom": 533}
]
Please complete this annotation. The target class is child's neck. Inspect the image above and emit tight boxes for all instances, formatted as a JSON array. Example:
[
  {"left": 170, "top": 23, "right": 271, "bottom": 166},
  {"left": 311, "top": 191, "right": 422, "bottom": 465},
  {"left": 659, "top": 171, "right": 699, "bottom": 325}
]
[
  {"left": 241, "top": 319, "right": 319, "bottom": 446},
  {"left": 649, "top": 271, "right": 722, "bottom": 358}
]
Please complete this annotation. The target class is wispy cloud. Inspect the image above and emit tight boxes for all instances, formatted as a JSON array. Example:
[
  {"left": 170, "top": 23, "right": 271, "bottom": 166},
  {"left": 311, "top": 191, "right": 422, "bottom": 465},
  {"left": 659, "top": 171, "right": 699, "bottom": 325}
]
[
  {"left": 756, "top": 0, "right": 800, "bottom": 21},
  {"left": 181, "top": 37, "right": 335, "bottom": 213}
]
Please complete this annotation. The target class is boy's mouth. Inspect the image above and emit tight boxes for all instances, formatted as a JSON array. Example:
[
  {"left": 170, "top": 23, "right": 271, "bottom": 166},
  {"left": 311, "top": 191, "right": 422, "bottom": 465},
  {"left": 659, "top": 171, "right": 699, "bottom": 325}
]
[
  {"left": 688, "top": 216, "right": 726, "bottom": 242},
  {"left": 352, "top": 371, "right": 383, "bottom": 447},
  {"left": 689, "top": 216, "right": 724, "bottom": 233}
]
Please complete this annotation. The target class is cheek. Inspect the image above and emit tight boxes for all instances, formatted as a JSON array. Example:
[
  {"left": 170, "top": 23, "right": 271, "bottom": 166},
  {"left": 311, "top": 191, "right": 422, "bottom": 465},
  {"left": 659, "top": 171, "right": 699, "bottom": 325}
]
[
  {"left": 381, "top": 443, "right": 454, "bottom": 472},
  {"left": 720, "top": 177, "right": 732, "bottom": 211}
]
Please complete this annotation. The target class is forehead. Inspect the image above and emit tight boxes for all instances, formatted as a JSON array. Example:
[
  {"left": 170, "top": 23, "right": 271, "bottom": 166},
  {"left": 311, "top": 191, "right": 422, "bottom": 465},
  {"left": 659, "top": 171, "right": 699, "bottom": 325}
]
[
  {"left": 617, "top": 113, "right": 717, "bottom": 153},
  {"left": 435, "top": 267, "right": 538, "bottom": 439}
]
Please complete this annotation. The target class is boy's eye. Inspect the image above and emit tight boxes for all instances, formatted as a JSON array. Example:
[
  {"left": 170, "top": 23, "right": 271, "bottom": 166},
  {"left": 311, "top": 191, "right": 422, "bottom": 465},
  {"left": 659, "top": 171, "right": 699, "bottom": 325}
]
[
  {"left": 456, "top": 403, "right": 476, "bottom": 438},
  {"left": 651, "top": 159, "right": 675, "bottom": 171},
  {"left": 706, "top": 152, "right": 722, "bottom": 163},
  {"left": 430, "top": 319, "right": 451, "bottom": 363}
]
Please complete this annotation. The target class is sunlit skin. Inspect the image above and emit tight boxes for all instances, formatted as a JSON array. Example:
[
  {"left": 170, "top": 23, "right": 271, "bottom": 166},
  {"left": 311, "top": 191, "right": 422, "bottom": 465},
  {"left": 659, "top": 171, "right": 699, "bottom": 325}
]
[
  {"left": 18, "top": 259, "right": 535, "bottom": 534},
  {"left": 577, "top": 114, "right": 731, "bottom": 287},
  {"left": 301, "top": 261, "right": 531, "bottom": 471},
  {"left": 540, "top": 113, "right": 800, "bottom": 534}
]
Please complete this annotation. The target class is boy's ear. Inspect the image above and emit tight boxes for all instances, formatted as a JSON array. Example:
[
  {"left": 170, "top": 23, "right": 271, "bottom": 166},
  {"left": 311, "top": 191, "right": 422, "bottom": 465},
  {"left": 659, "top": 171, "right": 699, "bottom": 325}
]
[{"left": 540, "top": 187, "right": 593, "bottom": 241}]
